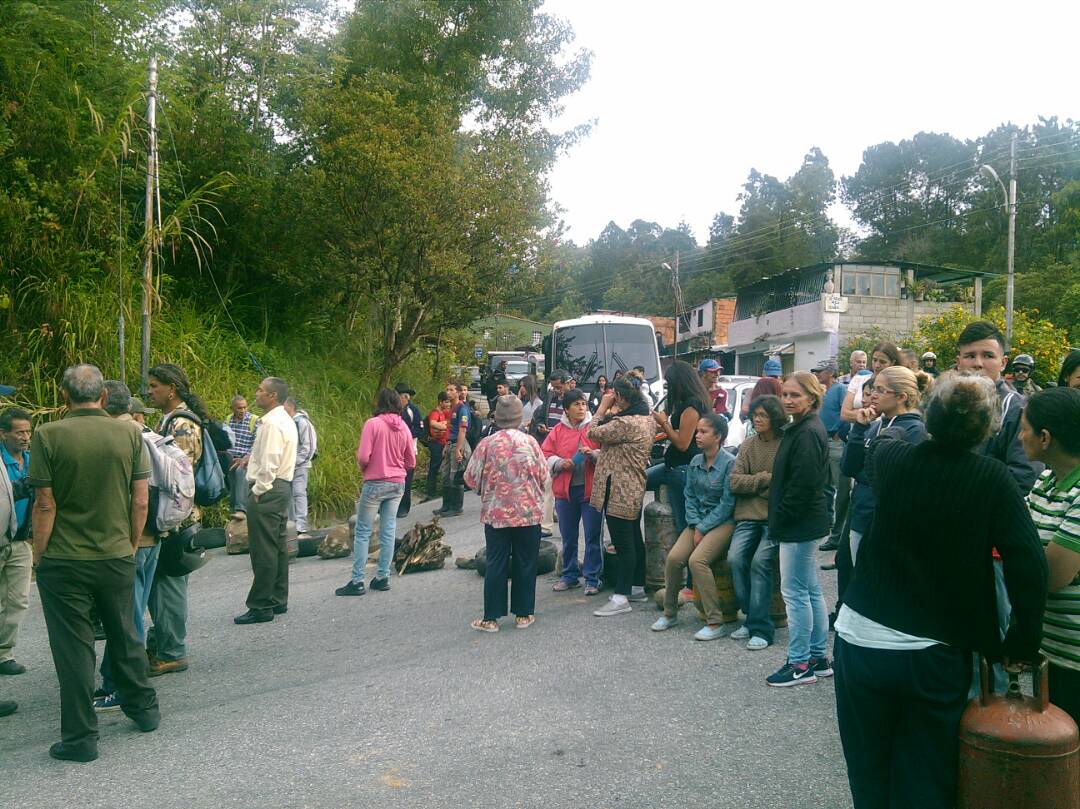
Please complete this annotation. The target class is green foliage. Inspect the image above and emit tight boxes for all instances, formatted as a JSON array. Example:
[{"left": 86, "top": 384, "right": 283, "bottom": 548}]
[{"left": 837, "top": 326, "right": 912, "bottom": 375}]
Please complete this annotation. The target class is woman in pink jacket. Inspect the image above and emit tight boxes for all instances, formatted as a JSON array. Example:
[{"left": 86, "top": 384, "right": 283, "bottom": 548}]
[
  {"left": 541, "top": 389, "right": 603, "bottom": 594},
  {"left": 335, "top": 389, "right": 416, "bottom": 597}
]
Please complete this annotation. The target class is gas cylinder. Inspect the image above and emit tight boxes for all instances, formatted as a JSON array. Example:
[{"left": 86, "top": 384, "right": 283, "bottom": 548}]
[
  {"left": 958, "top": 656, "right": 1079, "bottom": 809},
  {"left": 643, "top": 485, "right": 677, "bottom": 592}
]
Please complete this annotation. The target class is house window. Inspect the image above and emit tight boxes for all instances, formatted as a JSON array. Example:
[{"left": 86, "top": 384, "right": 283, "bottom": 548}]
[
  {"left": 697, "top": 309, "right": 704, "bottom": 328},
  {"left": 841, "top": 265, "right": 900, "bottom": 299},
  {"left": 531, "top": 331, "right": 542, "bottom": 346}
]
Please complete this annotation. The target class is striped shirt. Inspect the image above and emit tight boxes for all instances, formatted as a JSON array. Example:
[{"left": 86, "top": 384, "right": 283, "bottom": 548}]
[
  {"left": 1027, "top": 465, "right": 1080, "bottom": 672},
  {"left": 227, "top": 412, "right": 258, "bottom": 458}
]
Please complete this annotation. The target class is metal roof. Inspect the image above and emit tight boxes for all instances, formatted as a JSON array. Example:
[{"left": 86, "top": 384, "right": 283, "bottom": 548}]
[{"left": 737, "top": 260, "right": 1001, "bottom": 293}]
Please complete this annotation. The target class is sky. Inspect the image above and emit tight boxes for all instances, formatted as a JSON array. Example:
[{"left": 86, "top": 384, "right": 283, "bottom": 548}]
[{"left": 542, "top": 0, "right": 1080, "bottom": 246}]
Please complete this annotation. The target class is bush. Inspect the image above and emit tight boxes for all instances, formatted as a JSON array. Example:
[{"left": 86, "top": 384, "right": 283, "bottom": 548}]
[
  {"left": 910, "top": 305, "right": 1070, "bottom": 387},
  {"left": 838, "top": 326, "right": 913, "bottom": 375}
]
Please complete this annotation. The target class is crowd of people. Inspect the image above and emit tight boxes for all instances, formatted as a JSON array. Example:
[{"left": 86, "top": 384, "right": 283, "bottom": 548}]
[{"left": 1, "top": 328, "right": 1078, "bottom": 809}]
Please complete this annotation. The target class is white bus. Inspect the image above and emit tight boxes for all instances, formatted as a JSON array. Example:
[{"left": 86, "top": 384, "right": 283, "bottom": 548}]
[{"left": 545, "top": 314, "right": 664, "bottom": 403}]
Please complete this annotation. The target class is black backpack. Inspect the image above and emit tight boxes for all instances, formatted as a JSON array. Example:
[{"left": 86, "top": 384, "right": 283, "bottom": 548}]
[{"left": 464, "top": 402, "right": 484, "bottom": 449}]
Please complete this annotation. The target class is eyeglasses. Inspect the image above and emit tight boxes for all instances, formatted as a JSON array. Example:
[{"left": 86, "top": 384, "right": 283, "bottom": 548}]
[{"left": 871, "top": 386, "right": 897, "bottom": 396}]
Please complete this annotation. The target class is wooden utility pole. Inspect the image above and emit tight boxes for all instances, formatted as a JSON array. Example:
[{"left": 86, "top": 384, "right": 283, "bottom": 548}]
[
  {"left": 140, "top": 56, "right": 158, "bottom": 396},
  {"left": 1005, "top": 131, "right": 1017, "bottom": 345}
]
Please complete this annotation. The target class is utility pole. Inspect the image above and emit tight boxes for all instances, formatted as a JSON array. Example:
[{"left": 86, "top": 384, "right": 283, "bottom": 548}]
[
  {"left": 1005, "top": 131, "right": 1017, "bottom": 346},
  {"left": 140, "top": 55, "right": 158, "bottom": 396},
  {"left": 672, "top": 251, "right": 681, "bottom": 358}
]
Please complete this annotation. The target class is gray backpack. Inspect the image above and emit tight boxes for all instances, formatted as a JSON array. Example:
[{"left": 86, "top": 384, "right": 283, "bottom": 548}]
[{"left": 142, "top": 430, "right": 196, "bottom": 533}]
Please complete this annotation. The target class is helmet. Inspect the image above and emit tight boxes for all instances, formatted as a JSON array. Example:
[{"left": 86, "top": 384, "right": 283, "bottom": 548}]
[
  {"left": 156, "top": 524, "right": 210, "bottom": 577},
  {"left": 921, "top": 351, "right": 936, "bottom": 361},
  {"left": 1012, "top": 354, "right": 1035, "bottom": 369}
]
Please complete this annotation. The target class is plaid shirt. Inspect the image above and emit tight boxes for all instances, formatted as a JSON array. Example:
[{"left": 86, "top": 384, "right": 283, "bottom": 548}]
[{"left": 227, "top": 412, "right": 258, "bottom": 458}]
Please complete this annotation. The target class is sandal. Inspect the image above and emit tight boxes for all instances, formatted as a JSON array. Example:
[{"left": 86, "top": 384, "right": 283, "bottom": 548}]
[
  {"left": 552, "top": 580, "right": 579, "bottom": 592},
  {"left": 584, "top": 584, "right": 600, "bottom": 596},
  {"left": 515, "top": 615, "right": 536, "bottom": 630},
  {"left": 470, "top": 619, "right": 499, "bottom": 633}
]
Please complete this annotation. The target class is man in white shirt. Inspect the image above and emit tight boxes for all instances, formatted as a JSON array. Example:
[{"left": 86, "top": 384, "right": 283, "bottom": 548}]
[{"left": 235, "top": 377, "right": 298, "bottom": 625}]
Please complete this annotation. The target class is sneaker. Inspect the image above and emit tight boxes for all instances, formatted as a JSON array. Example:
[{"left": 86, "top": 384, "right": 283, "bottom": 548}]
[
  {"left": 746, "top": 636, "right": 770, "bottom": 651},
  {"left": 369, "top": 577, "right": 390, "bottom": 592},
  {"left": 93, "top": 692, "right": 123, "bottom": 713},
  {"left": 148, "top": 657, "right": 189, "bottom": 677},
  {"left": 818, "top": 539, "right": 839, "bottom": 552},
  {"left": 651, "top": 615, "right": 678, "bottom": 632},
  {"left": 730, "top": 625, "right": 750, "bottom": 640},
  {"left": 594, "top": 597, "right": 632, "bottom": 617},
  {"left": 810, "top": 656, "right": 834, "bottom": 677},
  {"left": 766, "top": 661, "right": 817, "bottom": 687},
  {"left": 628, "top": 586, "right": 648, "bottom": 603},
  {"left": 335, "top": 580, "right": 366, "bottom": 597},
  {"left": 694, "top": 624, "right": 729, "bottom": 642},
  {"left": 540, "top": 528, "right": 553, "bottom": 538}
]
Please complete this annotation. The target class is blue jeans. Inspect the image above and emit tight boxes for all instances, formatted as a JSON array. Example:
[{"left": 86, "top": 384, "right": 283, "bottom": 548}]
[
  {"left": 779, "top": 539, "right": 829, "bottom": 665},
  {"left": 728, "top": 521, "right": 777, "bottom": 643},
  {"left": 554, "top": 485, "right": 603, "bottom": 587},
  {"left": 351, "top": 480, "right": 405, "bottom": 583},
  {"left": 101, "top": 543, "right": 160, "bottom": 694},
  {"left": 646, "top": 464, "right": 689, "bottom": 534}
]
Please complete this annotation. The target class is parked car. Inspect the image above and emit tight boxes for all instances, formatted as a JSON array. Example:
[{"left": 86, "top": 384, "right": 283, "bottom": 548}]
[{"left": 716, "top": 376, "right": 758, "bottom": 452}]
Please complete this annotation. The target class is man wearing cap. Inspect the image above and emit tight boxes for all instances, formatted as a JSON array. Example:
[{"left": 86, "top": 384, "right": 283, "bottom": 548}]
[
  {"left": 284, "top": 397, "right": 317, "bottom": 536},
  {"left": 128, "top": 397, "right": 154, "bottom": 426},
  {"left": 1010, "top": 354, "right": 1039, "bottom": 395},
  {"left": 920, "top": 351, "right": 939, "bottom": 377},
  {"left": 698, "top": 359, "right": 729, "bottom": 416},
  {"left": 762, "top": 357, "right": 782, "bottom": 378},
  {"left": 394, "top": 383, "right": 424, "bottom": 519}
]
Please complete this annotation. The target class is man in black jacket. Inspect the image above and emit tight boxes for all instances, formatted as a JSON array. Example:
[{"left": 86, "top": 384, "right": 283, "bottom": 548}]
[{"left": 395, "top": 383, "right": 425, "bottom": 519}]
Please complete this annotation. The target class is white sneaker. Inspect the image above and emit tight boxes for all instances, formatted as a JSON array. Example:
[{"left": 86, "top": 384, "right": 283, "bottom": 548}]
[
  {"left": 594, "top": 598, "right": 632, "bottom": 617},
  {"left": 746, "top": 636, "right": 770, "bottom": 651},
  {"left": 628, "top": 586, "right": 648, "bottom": 603},
  {"left": 651, "top": 615, "right": 678, "bottom": 631},
  {"left": 730, "top": 625, "right": 750, "bottom": 640},
  {"left": 694, "top": 624, "right": 729, "bottom": 641}
]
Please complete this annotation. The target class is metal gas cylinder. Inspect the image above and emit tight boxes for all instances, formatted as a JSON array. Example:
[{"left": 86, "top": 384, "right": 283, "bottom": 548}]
[
  {"left": 643, "top": 485, "right": 677, "bottom": 592},
  {"left": 958, "top": 656, "right": 1079, "bottom": 809}
]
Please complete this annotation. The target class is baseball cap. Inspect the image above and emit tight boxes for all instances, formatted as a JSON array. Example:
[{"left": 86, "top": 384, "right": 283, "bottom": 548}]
[
  {"left": 763, "top": 358, "right": 782, "bottom": 378},
  {"left": 128, "top": 397, "right": 156, "bottom": 415},
  {"left": 811, "top": 360, "right": 837, "bottom": 374},
  {"left": 698, "top": 358, "right": 721, "bottom": 373}
]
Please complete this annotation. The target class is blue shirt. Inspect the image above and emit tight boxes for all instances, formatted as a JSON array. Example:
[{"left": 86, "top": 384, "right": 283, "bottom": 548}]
[
  {"left": 449, "top": 403, "right": 470, "bottom": 442},
  {"left": 2, "top": 444, "right": 30, "bottom": 530},
  {"left": 683, "top": 450, "right": 736, "bottom": 534},
  {"left": 820, "top": 382, "right": 847, "bottom": 437}
]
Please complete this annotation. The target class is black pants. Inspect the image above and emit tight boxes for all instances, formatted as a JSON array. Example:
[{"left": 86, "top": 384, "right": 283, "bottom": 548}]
[
  {"left": 834, "top": 637, "right": 970, "bottom": 809},
  {"left": 425, "top": 443, "right": 444, "bottom": 499},
  {"left": 835, "top": 506, "right": 854, "bottom": 607},
  {"left": 605, "top": 514, "right": 645, "bottom": 597},
  {"left": 1050, "top": 663, "right": 1080, "bottom": 727},
  {"left": 483, "top": 524, "right": 540, "bottom": 620},
  {"left": 36, "top": 557, "right": 159, "bottom": 748},
  {"left": 399, "top": 468, "right": 414, "bottom": 517},
  {"left": 246, "top": 479, "right": 290, "bottom": 612}
]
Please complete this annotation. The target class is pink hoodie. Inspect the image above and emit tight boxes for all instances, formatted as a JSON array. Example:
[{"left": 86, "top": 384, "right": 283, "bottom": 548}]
[{"left": 356, "top": 413, "right": 416, "bottom": 483}]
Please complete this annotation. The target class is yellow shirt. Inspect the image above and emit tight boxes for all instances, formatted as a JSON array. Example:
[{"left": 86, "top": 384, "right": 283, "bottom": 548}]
[{"left": 246, "top": 405, "right": 298, "bottom": 496}]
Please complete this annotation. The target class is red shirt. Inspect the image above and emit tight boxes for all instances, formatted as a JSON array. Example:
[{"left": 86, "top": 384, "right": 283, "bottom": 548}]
[{"left": 428, "top": 408, "right": 450, "bottom": 446}]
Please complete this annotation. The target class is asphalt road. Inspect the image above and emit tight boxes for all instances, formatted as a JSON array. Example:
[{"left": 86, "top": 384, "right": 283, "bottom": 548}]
[{"left": 1, "top": 493, "right": 853, "bottom": 809}]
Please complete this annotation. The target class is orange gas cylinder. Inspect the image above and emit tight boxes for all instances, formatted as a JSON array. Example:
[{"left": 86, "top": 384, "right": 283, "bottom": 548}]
[{"left": 958, "top": 656, "right": 1079, "bottom": 809}]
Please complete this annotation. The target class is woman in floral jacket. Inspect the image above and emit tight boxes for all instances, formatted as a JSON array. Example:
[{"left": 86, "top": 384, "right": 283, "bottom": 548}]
[
  {"left": 588, "top": 375, "right": 656, "bottom": 617},
  {"left": 464, "top": 395, "right": 550, "bottom": 632}
]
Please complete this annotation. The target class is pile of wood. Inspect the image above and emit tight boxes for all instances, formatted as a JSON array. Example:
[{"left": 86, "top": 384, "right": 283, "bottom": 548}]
[{"left": 393, "top": 517, "right": 452, "bottom": 575}]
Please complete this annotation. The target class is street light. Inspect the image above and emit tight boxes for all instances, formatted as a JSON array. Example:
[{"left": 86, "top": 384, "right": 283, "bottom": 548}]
[{"left": 978, "top": 133, "right": 1017, "bottom": 345}]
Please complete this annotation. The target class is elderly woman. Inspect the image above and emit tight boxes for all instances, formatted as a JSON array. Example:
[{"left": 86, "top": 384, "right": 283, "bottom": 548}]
[
  {"left": 835, "top": 372, "right": 1047, "bottom": 809},
  {"left": 1020, "top": 386, "right": 1080, "bottom": 725},
  {"left": 588, "top": 376, "right": 656, "bottom": 617},
  {"left": 464, "top": 395, "right": 549, "bottom": 632}
]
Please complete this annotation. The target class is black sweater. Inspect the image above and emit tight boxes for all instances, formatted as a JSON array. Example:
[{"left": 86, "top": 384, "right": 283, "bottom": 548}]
[
  {"left": 767, "top": 412, "right": 829, "bottom": 542},
  {"left": 845, "top": 437, "right": 1047, "bottom": 660}
]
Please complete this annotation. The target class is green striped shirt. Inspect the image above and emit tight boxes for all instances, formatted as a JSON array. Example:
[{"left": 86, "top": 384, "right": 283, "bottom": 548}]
[{"left": 1027, "top": 465, "right": 1080, "bottom": 672}]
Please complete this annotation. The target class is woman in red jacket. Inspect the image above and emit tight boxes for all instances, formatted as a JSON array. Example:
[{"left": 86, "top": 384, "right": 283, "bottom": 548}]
[{"left": 542, "top": 390, "right": 603, "bottom": 595}]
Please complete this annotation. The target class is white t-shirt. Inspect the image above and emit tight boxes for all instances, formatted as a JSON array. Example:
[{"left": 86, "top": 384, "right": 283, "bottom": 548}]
[
  {"left": 835, "top": 605, "right": 941, "bottom": 650},
  {"left": 847, "top": 370, "right": 873, "bottom": 409}
]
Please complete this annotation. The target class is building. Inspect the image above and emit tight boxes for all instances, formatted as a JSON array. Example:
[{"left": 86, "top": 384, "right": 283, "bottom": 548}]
[
  {"left": 675, "top": 297, "right": 737, "bottom": 354},
  {"left": 726, "top": 261, "right": 993, "bottom": 376}
]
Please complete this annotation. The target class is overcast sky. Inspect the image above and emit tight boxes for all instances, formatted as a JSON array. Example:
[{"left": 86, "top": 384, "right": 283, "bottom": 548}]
[{"left": 542, "top": 0, "right": 1080, "bottom": 246}]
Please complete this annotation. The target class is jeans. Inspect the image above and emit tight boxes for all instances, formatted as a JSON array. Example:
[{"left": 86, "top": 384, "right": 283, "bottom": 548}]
[
  {"left": 482, "top": 524, "right": 540, "bottom": 620},
  {"left": 0, "top": 540, "right": 32, "bottom": 664},
  {"left": 554, "top": 485, "right": 603, "bottom": 587},
  {"left": 646, "top": 464, "right": 689, "bottom": 533},
  {"left": 605, "top": 514, "right": 645, "bottom": 596},
  {"left": 779, "top": 539, "right": 829, "bottom": 664},
  {"left": 288, "top": 464, "right": 310, "bottom": 532},
  {"left": 728, "top": 521, "right": 777, "bottom": 642},
  {"left": 425, "top": 443, "right": 445, "bottom": 500},
  {"left": 835, "top": 637, "right": 970, "bottom": 809},
  {"left": 663, "top": 524, "right": 735, "bottom": 624},
  {"left": 148, "top": 568, "right": 189, "bottom": 662},
  {"left": 102, "top": 543, "right": 160, "bottom": 694},
  {"left": 351, "top": 480, "right": 405, "bottom": 583},
  {"left": 228, "top": 464, "right": 249, "bottom": 514}
]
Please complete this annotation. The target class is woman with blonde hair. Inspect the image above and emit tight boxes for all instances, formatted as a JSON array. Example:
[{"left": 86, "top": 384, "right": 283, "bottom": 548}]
[
  {"left": 841, "top": 367, "right": 932, "bottom": 564},
  {"left": 766, "top": 372, "right": 831, "bottom": 687}
]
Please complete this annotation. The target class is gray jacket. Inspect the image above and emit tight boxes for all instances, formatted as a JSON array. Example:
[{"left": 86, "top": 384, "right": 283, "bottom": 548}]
[{"left": 294, "top": 411, "right": 318, "bottom": 469}]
